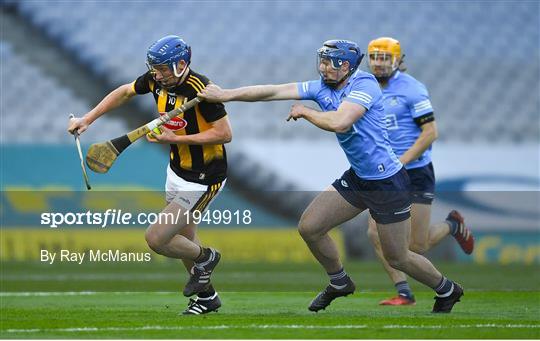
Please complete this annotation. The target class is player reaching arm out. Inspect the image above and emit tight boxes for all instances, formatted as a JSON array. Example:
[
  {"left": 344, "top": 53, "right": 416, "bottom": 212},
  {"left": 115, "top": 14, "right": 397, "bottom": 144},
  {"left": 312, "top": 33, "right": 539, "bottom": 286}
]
[
  {"left": 199, "top": 83, "right": 300, "bottom": 102},
  {"left": 202, "top": 39, "right": 465, "bottom": 314},
  {"left": 199, "top": 63, "right": 367, "bottom": 134}
]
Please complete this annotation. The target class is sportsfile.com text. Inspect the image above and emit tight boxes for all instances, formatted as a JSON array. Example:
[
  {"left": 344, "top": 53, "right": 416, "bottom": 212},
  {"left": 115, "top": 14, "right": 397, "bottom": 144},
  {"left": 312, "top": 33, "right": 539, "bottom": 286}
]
[{"left": 40, "top": 209, "right": 252, "bottom": 228}]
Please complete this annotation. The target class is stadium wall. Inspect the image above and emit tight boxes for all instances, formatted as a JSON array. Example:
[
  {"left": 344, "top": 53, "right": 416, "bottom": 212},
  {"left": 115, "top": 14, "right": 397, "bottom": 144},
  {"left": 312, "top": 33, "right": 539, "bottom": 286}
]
[{"left": 1, "top": 145, "right": 538, "bottom": 264}]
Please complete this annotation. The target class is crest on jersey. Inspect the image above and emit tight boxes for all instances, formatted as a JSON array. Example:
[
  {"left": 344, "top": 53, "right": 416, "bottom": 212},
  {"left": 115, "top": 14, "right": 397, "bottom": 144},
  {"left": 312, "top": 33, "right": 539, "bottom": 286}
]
[
  {"left": 159, "top": 112, "right": 188, "bottom": 131},
  {"left": 390, "top": 97, "right": 398, "bottom": 106},
  {"left": 385, "top": 114, "right": 399, "bottom": 130}
]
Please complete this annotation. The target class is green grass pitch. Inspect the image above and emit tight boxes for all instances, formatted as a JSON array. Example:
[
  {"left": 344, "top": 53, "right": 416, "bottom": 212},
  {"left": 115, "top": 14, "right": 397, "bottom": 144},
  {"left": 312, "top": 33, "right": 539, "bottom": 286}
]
[{"left": 1, "top": 261, "right": 539, "bottom": 339}]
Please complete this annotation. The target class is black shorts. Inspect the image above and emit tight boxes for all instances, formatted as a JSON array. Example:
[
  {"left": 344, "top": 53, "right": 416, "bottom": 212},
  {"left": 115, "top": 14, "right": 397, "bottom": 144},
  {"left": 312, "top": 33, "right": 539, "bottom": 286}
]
[
  {"left": 332, "top": 167, "right": 412, "bottom": 224},
  {"left": 407, "top": 163, "right": 435, "bottom": 204}
]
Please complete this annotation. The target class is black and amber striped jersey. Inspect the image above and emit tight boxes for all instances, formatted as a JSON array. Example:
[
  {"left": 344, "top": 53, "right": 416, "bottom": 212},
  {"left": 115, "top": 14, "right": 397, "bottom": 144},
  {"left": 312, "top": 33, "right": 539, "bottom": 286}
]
[{"left": 133, "top": 69, "right": 227, "bottom": 185}]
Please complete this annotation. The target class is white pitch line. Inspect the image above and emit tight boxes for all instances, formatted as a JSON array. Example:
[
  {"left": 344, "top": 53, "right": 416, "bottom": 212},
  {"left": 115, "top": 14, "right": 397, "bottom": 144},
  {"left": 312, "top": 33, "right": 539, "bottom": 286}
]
[
  {"left": 1, "top": 273, "right": 180, "bottom": 281},
  {"left": 4, "top": 325, "right": 368, "bottom": 333},
  {"left": 0, "top": 291, "right": 173, "bottom": 297},
  {"left": 383, "top": 324, "right": 540, "bottom": 329},
  {"left": 0, "top": 290, "right": 419, "bottom": 296},
  {"left": 4, "top": 324, "right": 539, "bottom": 334},
  {"left": 0, "top": 291, "right": 97, "bottom": 297}
]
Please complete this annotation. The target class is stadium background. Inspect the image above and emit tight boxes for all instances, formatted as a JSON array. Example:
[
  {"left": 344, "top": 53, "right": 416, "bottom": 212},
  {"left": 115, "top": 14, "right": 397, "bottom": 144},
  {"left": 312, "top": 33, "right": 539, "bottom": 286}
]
[
  {"left": 0, "top": 1, "right": 539, "bottom": 338},
  {"left": 1, "top": 0, "right": 538, "bottom": 264}
]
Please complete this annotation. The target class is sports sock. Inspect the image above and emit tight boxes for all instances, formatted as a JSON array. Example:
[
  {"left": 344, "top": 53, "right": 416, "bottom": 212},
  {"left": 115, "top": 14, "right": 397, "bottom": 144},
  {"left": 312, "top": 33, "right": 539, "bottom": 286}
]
[
  {"left": 195, "top": 246, "right": 211, "bottom": 264},
  {"left": 446, "top": 218, "right": 459, "bottom": 236},
  {"left": 328, "top": 268, "right": 349, "bottom": 288},
  {"left": 395, "top": 281, "right": 414, "bottom": 299},
  {"left": 197, "top": 284, "right": 216, "bottom": 299},
  {"left": 196, "top": 292, "right": 218, "bottom": 301},
  {"left": 434, "top": 276, "right": 454, "bottom": 297}
]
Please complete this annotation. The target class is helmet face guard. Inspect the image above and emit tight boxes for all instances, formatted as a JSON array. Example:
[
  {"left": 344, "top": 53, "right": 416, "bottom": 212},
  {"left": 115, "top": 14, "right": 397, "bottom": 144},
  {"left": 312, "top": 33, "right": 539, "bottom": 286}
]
[
  {"left": 146, "top": 60, "right": 188, "bottom": 78},
  {"left": 368, "top": 51, "right": 398, "bottom": 80},
  {"left": 367, "top": 37, "right": 402, "bottom": 82},
  {"left": 317, "top": 48, "right": 342, "bottom": 88},
  {"left": 316, "top": 40, "right": 364, "bottom": 88},
  {"left": 145, "top": 63, "right": 178, "bottom": 89},
  {"left": 317, "top": 46, "right": 345, "bottom": 70}
]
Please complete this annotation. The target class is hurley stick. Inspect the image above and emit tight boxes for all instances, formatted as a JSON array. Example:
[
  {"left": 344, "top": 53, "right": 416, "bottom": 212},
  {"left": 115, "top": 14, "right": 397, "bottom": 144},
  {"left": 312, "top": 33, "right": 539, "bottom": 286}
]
[{"left": 86, "top": 97, "right": 201, "bottom": 173}]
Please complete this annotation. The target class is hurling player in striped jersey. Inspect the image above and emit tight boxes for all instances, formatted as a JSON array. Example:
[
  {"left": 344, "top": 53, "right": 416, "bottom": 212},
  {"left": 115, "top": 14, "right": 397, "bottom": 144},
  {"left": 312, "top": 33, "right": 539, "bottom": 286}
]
[{"left": 69, "top": 35, "right": 230, "bottom": 315}]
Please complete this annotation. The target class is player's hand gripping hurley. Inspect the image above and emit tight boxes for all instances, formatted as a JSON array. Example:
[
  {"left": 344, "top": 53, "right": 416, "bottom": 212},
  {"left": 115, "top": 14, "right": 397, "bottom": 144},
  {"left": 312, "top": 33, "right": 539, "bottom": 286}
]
[
  {"left": 86, "top": 97, "right": 202, "bottom": 173},
  {"left": 69, "top": 114, "right": 92, "bottom": 190}
]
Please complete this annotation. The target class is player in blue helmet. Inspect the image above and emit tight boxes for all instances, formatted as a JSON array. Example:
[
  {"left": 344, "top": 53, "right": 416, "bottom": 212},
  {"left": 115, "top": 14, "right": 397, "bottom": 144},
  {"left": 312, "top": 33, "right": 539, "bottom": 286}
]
[
  {"left": 145, "top": 35, "right": 192, "bottom": 89},
  {"left": 316, "top": 40, "right": 364, "bottom": 88},
  {"left": 199, "top": 39, "right": 463, "bottom": 313},
  {"left": 365, "top": 37, "right": 473, "bottom": 307},
  {"left": 69, "top": 35, "right": 232, "bottom": 315}
]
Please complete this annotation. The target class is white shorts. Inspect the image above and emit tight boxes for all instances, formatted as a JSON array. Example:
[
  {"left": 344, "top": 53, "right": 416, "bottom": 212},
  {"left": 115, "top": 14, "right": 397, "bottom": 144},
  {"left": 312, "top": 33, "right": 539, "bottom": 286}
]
[{"left": 165, "top": 165, "right": 226, "bottom": 212}]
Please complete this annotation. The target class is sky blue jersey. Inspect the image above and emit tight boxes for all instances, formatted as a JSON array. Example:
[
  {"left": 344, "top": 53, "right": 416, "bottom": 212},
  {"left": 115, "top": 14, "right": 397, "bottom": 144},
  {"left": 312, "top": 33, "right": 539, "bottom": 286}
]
[
  {"left": 382, "top": 71, "right": 434, "bottom": 170},
  {"left": 297, "top": 70, "right": 402, "bottom": 180}
]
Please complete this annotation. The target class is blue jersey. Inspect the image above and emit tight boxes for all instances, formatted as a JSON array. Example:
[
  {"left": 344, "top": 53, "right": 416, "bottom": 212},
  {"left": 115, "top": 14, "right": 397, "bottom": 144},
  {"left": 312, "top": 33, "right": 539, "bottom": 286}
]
[
  {"left": 382, "top": 71, "right": 434, "bottom": 170},
  {"left": 297, "top": 70, "right": 402, "bottom": 180}
]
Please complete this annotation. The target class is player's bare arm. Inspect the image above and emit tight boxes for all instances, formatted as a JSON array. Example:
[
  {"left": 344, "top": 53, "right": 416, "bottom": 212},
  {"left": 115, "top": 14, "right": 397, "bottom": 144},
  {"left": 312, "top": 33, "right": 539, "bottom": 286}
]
[
  {"left": 287, "top": 101, "right": 366, "bottom": 133},
  {"left": 147, "top": 116, "right": 232, "bottom": 145},
  {"left": 199, "top": 83, "right": 301, "bottom": 103},
  {"left": 68, "top": 83, "right": 136, "bottom": 134},
  {"left": 399, "top": 121, "right": 438, "bottom": 165}
]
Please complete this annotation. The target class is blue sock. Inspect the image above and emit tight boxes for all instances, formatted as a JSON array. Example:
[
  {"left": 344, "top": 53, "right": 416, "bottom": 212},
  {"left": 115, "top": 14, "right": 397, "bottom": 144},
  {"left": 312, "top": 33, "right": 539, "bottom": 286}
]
[
  {"left": 328, "top": 268, "right": 349, "bottom": 287},
  {"left": 435, "top": 276, "right": 454, "bottom": 297},
  {"left": 395, "top": 281, "right": 414, "bottom": 299}
]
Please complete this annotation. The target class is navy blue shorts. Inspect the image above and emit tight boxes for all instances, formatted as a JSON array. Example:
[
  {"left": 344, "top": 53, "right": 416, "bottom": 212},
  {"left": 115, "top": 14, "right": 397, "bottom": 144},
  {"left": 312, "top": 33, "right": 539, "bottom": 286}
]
[
  {"left": 332, "top": 167, "right": 412, "bottom": 224},
  {"left": 407, "top": 163, "right": 435, "bottom": 204}
]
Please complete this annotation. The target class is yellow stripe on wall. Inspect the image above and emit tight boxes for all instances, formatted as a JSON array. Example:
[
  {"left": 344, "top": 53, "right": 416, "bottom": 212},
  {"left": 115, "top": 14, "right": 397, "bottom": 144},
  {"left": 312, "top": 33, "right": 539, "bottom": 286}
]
[{"left": 0, "top": 228, "right": 343, "bottom": 263}]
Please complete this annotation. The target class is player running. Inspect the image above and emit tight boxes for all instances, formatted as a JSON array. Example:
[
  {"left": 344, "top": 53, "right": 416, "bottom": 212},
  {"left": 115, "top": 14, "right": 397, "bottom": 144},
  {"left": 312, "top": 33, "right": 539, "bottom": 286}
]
[
  {"left": 199, "top": 40, "right": 464, "bottom": 313},
  {"left": 68, "top": 35, "right": 230, "bottom": 315},
  {"left": 365, "top": 37, "right": 474, "bottom": 306}
]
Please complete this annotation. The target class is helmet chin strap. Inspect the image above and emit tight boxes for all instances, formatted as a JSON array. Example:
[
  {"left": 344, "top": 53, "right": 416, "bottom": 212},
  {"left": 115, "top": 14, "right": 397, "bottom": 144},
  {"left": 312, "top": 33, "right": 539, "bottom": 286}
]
[
  {"left": 173, "top": 62, "right": 188, "bottom": 78},
  {"left": 322, "top": 69, "right": 352, "bottom": 89},
  {"left": 160, "top": 62, "right": 189, "bottom": 90}
]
